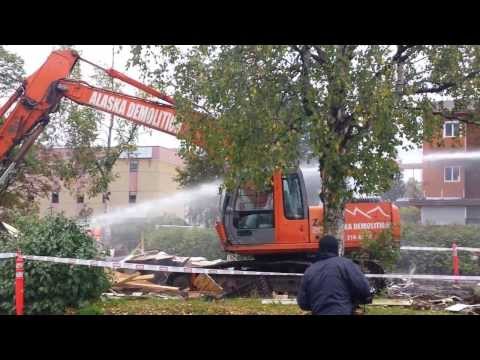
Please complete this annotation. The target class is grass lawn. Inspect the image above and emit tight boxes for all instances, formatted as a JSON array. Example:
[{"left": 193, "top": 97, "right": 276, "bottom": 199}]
[{"left": 72, "top": 297, "right": 456, "bottom": 315}]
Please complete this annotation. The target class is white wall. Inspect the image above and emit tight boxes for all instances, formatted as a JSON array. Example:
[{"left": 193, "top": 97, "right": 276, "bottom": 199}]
[{"left": 421, "top": 206, "right": 466, "bottom": 225}]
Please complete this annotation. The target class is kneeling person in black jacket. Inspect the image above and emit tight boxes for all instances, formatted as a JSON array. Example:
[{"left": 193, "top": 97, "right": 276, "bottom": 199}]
[{"left": 297, "top": 235, "right": 372, "bottom": 315}]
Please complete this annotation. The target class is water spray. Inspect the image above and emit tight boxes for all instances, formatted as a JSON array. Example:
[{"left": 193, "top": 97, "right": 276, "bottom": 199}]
[
  {"left": 89, "top": 180, "right": 222, "bottom": 228},
  {"left": 423, "top": 151, "right": 480, "bottom": 162}
]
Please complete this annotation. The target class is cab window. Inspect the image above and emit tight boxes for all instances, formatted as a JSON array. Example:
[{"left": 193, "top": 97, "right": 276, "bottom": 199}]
[
  {"left": 282, "top": 174, "right": 305, "bottom": 219},
  {"left": 233, "top": 187, "right": 274, "bottom": 229}
]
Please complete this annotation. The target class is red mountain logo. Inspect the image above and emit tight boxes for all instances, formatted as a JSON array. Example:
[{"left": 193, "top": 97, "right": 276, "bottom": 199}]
[{"left": 345, "top": 206, "right": 390, "bottom": 220}]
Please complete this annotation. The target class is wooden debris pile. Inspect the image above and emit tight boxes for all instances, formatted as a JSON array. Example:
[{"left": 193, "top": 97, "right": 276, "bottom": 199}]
[
  {"left": 111, "top": 271, "right": 185, "bottom": 297},
  {"left": 109, "top": 270, "right": 225, "bottom": 300}
]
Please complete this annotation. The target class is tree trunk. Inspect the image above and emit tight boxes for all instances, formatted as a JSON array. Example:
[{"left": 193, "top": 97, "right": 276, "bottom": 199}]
[
  {"left": 319, "top": 166, "right": 348, "bottom": 256},
  {"left": 322, "top": 195, "right": 346, "bottom": 256},
  {"left": 103, "top": 114, "right": 114, "bottom": 215},
  {"left": 103, "top": 45, "right": 115, "bottom": 216},
  {"left": 324, "top": 209, "right": 345, "bottom": 254}
]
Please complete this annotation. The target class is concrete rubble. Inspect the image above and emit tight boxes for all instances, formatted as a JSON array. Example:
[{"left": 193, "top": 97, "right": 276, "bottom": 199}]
[{"left": 385, "top": 279, "right": 480, "bottom": 314}]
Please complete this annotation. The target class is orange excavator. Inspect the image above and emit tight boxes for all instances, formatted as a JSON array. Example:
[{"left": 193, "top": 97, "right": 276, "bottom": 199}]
[
  {"left": 215, "top": 174, "right": 400, "bottom": 256},
  {"left": 0, "top": 49, "right": 400, "bottom": 295},
  {"left": 201, "top": 176, "right": 401, "bottom": 293}
]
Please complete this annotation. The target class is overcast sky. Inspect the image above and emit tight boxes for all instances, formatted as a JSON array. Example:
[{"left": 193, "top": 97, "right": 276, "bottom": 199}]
[{"left": 4, "top": 45, "right": 423, "bottom": 179}]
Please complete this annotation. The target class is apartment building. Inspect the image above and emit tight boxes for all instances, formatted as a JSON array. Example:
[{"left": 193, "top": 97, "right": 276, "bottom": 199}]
[
  {"left": 37, "top": 146, "right": 186, "bottom": 220},
  {"left": 412, "top": 106, "right": 480, "bottom": 225}
]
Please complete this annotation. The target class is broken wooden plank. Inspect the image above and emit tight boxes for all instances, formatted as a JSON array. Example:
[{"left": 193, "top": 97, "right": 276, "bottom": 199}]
[
  {"left": 445, "top": 303, "right": 471, "bottom": 312},
  {"left": 186, "top": 291, "right": 205, "bottom": 299},
  {"left": 113, "top": 271, "right": 155, "bottom": 283},
  {"left": 114, "top": 271, "right": 141, "bottom": 286},
  {"left": 192, "top": 274, "right": 223, "bottom": 295},
  {"left": 115, "top": 281, "right": 180, "bottom": 294},
  {"left": 445, "top": 303, "right": 480, "bottom": 312},
  {"left": 131, "top": 274, "right": 155, "bottom": 281},
  {"left": 428, "top": 297, "right": 462, "bottom": 305},
  {"left": 261, "top": 299, "right": 297, "bottom": 305},
  {"left": 371, "top": 298, "right": 413, "bottom": 306}
]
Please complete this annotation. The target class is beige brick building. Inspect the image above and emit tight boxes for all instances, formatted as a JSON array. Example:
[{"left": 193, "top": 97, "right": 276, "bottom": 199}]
[{"left": 37, "top": 146, "right": 185, "bottom": 220}]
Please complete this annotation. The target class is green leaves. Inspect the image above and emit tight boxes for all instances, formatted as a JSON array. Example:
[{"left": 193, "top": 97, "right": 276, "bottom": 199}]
[
  {"left": 0, "top": 46, "right": 25, "bottom": 97},
  {"left": 350, "top": 230, "right": 400, "bottom": 272},
  {"left": 0, "top": 214, "right": 110, "bottom": 315},
  {"left": 128, "top": 45, "right": 480, "bottom": 238}
]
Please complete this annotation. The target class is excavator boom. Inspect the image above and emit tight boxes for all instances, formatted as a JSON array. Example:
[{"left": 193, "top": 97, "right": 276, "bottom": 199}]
[
  {"left": 58, "top": 79, "right": 178, "bottom": 135},
  {"left": 0, "top": 49, "right": 79, "bottom": 161},
  {"left": 0, "top": 49, "right": 181, "bottom": 188}
]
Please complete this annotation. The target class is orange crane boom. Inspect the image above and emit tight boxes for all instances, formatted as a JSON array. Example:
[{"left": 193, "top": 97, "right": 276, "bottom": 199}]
[{"left": 0, "top": 49, "right": 184, "bottom": 188}]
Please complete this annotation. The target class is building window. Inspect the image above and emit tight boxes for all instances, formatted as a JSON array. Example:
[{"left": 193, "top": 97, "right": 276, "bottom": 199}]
[
  {"left": 129, "top": 192, "right": 137, "bottom": 204},
  {"left": 444, "top": 167, "right": 460, "bottom": 182},
  {"left": 51, "top": 192, "right": 59, "bottom": 204},
  {"left": 443, "top": 121, "right": 460, "bottom": 138},
  {"left": 76, "top": 195, "right": 84, "bottom": 204},
  {"left": 129, "top": 159, "right": 139, "bottom": 173}
]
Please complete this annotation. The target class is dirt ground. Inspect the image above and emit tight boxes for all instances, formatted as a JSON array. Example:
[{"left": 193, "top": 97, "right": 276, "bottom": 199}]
[{"left": 71, "top": 297, "right": 456, "bottom": 315}]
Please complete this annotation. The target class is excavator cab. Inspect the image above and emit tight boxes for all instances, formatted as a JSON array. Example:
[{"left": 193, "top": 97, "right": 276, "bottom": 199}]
[
  {"left": 223, "top": 182, "right": 275, "bottom": 245},
  {"left": 220, "top": 170, "right": 310, "bottom": 250},
  {"left": 216, "top": 168, "right": 401, "bottom": 258}
]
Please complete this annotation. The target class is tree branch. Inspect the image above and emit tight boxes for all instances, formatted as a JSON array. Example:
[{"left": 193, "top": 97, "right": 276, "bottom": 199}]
[
  {"left": 340, "top": 117, "right": 373, "bottom": 149},
  {"left": 374, "top": 45, "right": 416, "bottom": 80},
  {"left": 432, "top": 110, "right": 480, "bottom": 125},
  {"left": 415, "top": 68, "right": 480, "bottom": 94},
  {"left": 311, "top": 45, "right": 327, "bottom": 65},
  {"left": 342, "top": 45, "right": 357, "bottom": 60},
  {"left": 292, "top": 45, "right": 319, "bottom": 118},
  {"left": 392, "top": 45, "right": 416, "bottom": 63}
]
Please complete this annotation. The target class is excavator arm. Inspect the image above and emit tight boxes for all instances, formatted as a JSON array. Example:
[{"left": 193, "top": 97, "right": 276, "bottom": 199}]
[
  {"left": 0, "top": 50, "right": 79, "bottom": 162},
  {"left": 0, "top": 49, "right": 187, "bottom": 189},
  {"left": 57, "top": 79, "right": 178, "bottom": 135}
]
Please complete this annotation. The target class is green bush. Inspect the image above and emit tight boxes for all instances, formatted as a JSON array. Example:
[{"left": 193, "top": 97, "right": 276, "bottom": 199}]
[
  {"left": 396, "top": 224, "right": 480, "bottom": 275},
  {"left": 0, "top": 214, "right": 111, "bottom": 315},
  {"left": 402, "top": 224, "right": 480, "bottom": 248},
  {"left": 145, "top": 226, "right": 226, "bottom": 260},
  {"left": 349, "top": 230, "right": 400, "bottom": 272}
]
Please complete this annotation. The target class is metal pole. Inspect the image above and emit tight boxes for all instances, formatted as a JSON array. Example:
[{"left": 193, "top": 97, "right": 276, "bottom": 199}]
[
  {"left": 452, "top": 241, "right": 460, "bottom": 277},
  {"left": 15, "top": 251, "right": 24, "bottom": 315}
]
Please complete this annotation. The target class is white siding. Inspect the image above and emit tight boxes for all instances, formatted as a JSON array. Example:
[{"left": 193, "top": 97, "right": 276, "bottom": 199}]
[{"left": 421, "top": 206, "right": 466, "bottom": 225}]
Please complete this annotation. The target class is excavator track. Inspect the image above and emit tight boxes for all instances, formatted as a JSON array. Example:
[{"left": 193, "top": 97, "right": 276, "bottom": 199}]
[
  {"left": 166, "top": 259, "right": 309, "bottom": 297},
  {"left": 165, "top": 257, "right": 386, "bottom": 297}
]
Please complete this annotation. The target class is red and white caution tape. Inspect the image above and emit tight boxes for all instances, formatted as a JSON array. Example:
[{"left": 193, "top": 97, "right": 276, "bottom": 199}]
[
  {"left": 19, "top": 254, "right": 303, "bottom": 277},
  {"left": 401, "top": 246, "right": 480, "bottom": 253},
  {"left": 2, "top": 253, "right": 480, "bottom": 282},
  {"left": 365, "top": 273, "right": 480, "bottom": 282}
]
